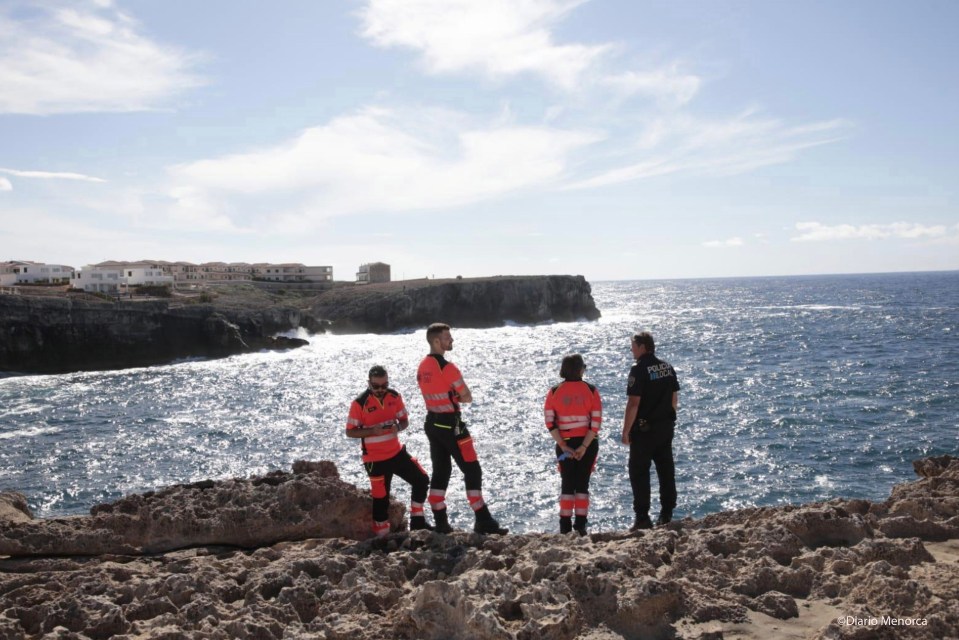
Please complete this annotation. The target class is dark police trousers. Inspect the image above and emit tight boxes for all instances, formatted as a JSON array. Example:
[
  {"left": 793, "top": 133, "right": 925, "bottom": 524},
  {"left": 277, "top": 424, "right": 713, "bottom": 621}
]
[{"left": 628, "top": 421, "right": 676, "bottom": 517}]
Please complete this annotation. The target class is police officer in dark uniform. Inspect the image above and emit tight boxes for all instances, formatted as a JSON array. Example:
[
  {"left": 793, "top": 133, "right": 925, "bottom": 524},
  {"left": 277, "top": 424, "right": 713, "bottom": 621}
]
[{"left": 621, "top": 331, "right": 680, "bottom": 530}]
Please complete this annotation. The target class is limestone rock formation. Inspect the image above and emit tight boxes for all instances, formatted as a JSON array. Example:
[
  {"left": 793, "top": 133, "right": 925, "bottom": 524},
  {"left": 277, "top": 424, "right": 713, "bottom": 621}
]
[
  {"left": 0, "top": 461, "right": 404, "bottom": 557},
  {"left": 1, "top": 456, "right": 956, "bottom": 639},
  {"left": 311, "top": 275, "right": 601, "bottom": 333},
  {"left": 0, "top": 274, "right": 599, "bottom": 373},
  {"left": 0, "top": 493, "right": 32, "bottom": 525}
]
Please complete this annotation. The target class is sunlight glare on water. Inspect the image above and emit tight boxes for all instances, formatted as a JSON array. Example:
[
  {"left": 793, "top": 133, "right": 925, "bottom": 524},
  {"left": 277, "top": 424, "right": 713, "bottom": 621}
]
[{"left": 1, "top": 272, "right": 957, "bottom": 533}]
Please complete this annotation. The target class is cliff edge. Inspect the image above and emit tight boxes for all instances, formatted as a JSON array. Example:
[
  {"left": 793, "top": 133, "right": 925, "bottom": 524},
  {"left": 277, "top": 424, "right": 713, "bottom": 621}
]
[
  {"left": 0, "top": 275, "right": 601, "bottom": 374},
  {"left": 0, "top": 295, "right": 311, "bottom": 374},
  {"left": 312, "top": 275, "right": 601, "bottom": 333}
]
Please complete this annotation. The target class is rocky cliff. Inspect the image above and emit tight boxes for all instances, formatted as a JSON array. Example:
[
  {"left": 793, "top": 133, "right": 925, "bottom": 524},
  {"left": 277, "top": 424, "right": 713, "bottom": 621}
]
[
  {"left": 0, "top": 295, "right": 311, "bottom": 375},
  {"left": 311, "top": 275, "right": 601, "bottom": 333},
  {"left": 1, "top": 456, "right": 956, "bottom": 639},
  {"left": 0, "top": 275, "right": 601, "bottom": 373}
]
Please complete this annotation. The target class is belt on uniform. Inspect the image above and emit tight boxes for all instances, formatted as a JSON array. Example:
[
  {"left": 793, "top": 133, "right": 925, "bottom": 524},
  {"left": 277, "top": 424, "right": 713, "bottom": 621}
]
[
  {"left": 427, "top": 411, "right": 461, "bottom": 429},
  {"left": 634, "top": 418, "right": 674, "bottom": 432}
]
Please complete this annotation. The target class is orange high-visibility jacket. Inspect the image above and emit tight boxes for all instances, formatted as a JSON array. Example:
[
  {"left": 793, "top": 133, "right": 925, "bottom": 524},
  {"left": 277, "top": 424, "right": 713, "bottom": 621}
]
[
  {"left": 346, "top": 389, "right": 408, "bottom": 462},
  {"left": 544, "top": 381, "right": 602, "bottom": 440},
  {"left": 416, "top": 354, "right": 466, "bottom": 414}
]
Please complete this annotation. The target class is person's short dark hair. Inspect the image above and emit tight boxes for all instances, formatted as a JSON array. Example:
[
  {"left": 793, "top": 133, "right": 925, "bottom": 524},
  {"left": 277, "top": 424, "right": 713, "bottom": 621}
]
[
  {"left": 559, "top": 353, "right": 586, "bottom": 381},
  {"left": 368, "top": 365, "right": 388, "bottom": 379},
  {"left": 426, "top": 322, "right": 450, "bottom": 343},
  {"left": 632, "top": 331, "right": 655, "bottom": 354}
]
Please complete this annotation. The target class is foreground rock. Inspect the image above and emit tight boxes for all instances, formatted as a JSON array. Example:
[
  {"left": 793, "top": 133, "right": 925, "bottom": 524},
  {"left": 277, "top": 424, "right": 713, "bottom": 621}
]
[
  {"left": 1, "top": 457, "right": 957, "bottom": 639},
  {"left": 0, "top": 461, "right": 404, "bottom": 556}
]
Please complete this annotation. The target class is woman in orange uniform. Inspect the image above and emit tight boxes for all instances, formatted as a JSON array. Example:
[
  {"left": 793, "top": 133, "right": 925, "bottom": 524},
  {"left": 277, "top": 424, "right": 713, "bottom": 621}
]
[{"left": 543, "top": 353, "right": 602, "bottom": 535}]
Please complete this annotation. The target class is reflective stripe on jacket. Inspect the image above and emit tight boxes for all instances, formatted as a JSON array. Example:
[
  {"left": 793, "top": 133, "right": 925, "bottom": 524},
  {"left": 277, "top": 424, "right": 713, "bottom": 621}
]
[
  {"left": 544, "top": 380, "right": 602, "bottom": 439},
  {"left": 417, "top": 354, "right": 465, "bottom": 414},
  {"left": 346, "top": 389, "right": 407, "bottom": 462}
]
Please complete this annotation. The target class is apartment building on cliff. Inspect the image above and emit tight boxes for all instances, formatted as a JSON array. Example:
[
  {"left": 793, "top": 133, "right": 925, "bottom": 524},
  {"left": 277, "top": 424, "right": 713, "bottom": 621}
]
[
  {"left": 70, "top": 260, "right": 334, "bottom": 291},
  {"left": 252, "top": 263, "right": 333, "bottom": 282},
  {"left": 0, "top": 260, "right": 75, "bottom": 286},
  {"left": 70, "top": 262, "right": 174, "bottom": 293}
]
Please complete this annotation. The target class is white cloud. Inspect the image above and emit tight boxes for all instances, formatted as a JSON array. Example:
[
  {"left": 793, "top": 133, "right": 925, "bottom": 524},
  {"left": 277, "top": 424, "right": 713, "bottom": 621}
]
[
  {"left": 568, "top": 111, "right": 849, "bottom": 190},
  {"left": 166, "top": 106, "right": 602, "bottom": 228},
  {"left": 601, "top": 65, "right": 701, "bottom": 106},
  {"left": 0, "top": 1, "right": 204, "bottom": 114},
  {"left": 703, "top": 237, "right": 744, "bottom": 248},
  {"left": 359, "top": 0, "right": 611, "bottom": 90},
  {"left": 791, "top": 221, "right": 953, "bottom": 242},
  {"left": 0, "top": 168, "right": 106, "bottom": 182},
  {"left": 359, "top": 0, "right": 706, "bottom": 106},
  {"left": 0, "top": 177, "right": 12, "bottom": 192}
]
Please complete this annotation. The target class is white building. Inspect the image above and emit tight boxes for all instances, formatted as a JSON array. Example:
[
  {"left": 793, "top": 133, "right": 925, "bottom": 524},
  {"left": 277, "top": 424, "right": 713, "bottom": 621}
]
[
  {"left": 0, "top": 260, "right": 74, "bottom": 285},
  {"left": 70, "top": 266, "right": 124, "bottom": 293},
  {"left": 71, "top": 263, "right": 174, "bottom": 293}
]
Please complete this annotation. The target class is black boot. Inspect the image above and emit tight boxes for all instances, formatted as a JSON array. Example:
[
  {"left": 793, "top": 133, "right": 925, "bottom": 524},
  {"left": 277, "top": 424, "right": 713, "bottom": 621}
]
[
  {"left": 410, "top": 515, "right": 433, "bottom": 531},
  {"left": 657, "top": 510, "right": 672, "bottom": 526},
  {"left": 432, "top": 510, "right": 453, "bottom": 534},
  {"left": 573, "top": 515, "right": 588, "bottom": 536},
  {"left": 473, "top": 505, "right": 508, "bottom": 535},
  {"left": 559, "top": 516, "right": 573, "bottom": 534},
  {"left": 630, "top": 514, "right": 653, "bottom": 531}
]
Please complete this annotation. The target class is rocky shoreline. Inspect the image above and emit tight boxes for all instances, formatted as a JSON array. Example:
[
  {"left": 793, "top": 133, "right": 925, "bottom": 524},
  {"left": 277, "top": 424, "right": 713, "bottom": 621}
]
[
  {"left": 0, "top": 275, "right": 599, "bottom": 374},
  {"left": 309, "top": 275, "right": 601, "bottom": 333},
  {"left": 1, "top": 456, "right": 956, "bottom": 639}
]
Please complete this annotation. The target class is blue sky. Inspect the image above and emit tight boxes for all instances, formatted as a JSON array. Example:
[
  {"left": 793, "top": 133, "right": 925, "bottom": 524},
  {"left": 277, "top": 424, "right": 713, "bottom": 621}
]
[{"left": 1, "top": 0, "right": 956, "bottom": 281}]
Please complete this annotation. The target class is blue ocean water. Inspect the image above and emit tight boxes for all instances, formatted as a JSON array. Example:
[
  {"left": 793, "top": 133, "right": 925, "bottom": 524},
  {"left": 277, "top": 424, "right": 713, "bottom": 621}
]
[{"left": 1, "top": 272, "right": 956, "bottom": 533}]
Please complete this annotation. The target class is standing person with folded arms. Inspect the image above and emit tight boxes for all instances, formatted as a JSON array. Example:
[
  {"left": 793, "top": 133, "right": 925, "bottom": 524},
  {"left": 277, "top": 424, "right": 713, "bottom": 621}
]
[
  {"left": 544, "top": 353, "right": 602, "bottom": 535},
  {"left": 622, "top": 331, "right": 680, "bottom": 530},
  {"left": 416, "top": 322, "right": 507, "bottom": 535}
]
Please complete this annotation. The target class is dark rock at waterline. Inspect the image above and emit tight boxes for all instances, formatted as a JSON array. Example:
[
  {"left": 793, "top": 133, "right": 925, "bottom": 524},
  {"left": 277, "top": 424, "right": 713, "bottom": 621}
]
[
  {"left": 0, "top": 275, "right": 600, "bottom": 373},
  {"left": 312, "top": 275, "right": 601, "bottom": 333},
  {"left": 0, "top": 296, "right": 314, "bottom": 374}
]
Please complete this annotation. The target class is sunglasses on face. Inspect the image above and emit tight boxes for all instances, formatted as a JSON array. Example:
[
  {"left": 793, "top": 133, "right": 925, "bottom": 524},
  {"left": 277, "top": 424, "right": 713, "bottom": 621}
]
[{"left": 369, "top": 382, "right": 389, "bottom": 390}]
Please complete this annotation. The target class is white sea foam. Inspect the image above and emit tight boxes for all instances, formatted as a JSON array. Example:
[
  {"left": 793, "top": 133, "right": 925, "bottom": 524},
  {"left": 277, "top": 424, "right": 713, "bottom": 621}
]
[{"left": 0, "top": 425, "right": 60, "bottom": 440}]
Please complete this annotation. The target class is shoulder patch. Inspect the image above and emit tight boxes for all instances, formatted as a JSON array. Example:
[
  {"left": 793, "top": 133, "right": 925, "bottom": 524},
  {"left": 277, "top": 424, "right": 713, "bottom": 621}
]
[{"left": 628, "top": 376, "right": 635, "bottom": 387}]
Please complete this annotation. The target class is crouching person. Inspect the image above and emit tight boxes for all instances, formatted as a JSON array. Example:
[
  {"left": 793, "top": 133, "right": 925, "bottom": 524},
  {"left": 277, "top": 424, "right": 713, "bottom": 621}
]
[{"left": 346, "top": 365, "right": 432, "bottom": 536}]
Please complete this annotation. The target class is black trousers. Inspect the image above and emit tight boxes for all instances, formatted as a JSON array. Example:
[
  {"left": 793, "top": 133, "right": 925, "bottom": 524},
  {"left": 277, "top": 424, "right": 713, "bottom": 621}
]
[
  {"left": 628, "top": 421, "right": 676, "bottom": 517},
  {"left": 425, "top": 413, "right": 482, "bottom": 493},
  {"left": 556, "top": 436, "right": 599, "bottom": 495},
  {"left": 364, "top": 446, "right": 429, "bottom": 523}
]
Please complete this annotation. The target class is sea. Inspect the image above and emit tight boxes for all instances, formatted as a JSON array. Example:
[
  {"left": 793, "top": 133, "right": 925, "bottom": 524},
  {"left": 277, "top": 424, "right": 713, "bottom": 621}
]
[{"left": 1, "top": 272, "right": 957, "bottom": 534}]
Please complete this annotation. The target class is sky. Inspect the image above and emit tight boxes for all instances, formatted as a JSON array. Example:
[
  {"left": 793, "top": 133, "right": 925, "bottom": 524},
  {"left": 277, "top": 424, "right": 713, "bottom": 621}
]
[{"left": 1, "top": 0, "right": 957, "bottom": 281}]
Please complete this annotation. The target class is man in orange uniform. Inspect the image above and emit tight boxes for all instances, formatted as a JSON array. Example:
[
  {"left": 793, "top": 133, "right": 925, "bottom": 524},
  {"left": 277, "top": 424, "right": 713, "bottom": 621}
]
[
  {"left": 346, "top": 365, "right": 432, "bottom": 536},
  {"left": 544, "top": 353, "right": 602, "bottom": 535},
  {"left": 416, "top": 323, "right": 507, "bottom": 535}
]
